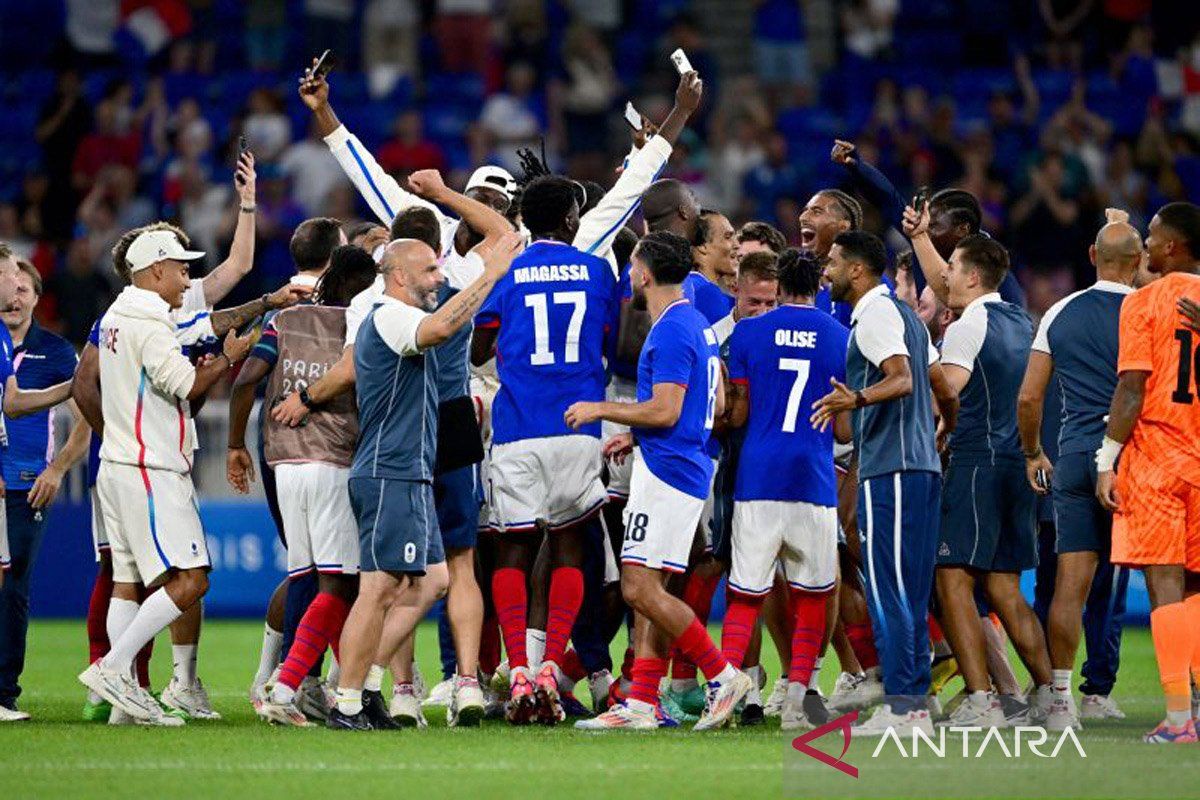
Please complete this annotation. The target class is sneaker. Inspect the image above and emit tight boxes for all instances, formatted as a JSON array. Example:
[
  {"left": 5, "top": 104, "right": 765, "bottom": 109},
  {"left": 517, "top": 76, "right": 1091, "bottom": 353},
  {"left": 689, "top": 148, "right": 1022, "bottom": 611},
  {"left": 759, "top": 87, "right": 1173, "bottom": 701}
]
[
  {"left": 852, "top": 704, "right": 934, "bottom": 737},
  {"left": 107, "top": 707, "right": 137, "bottom": 726},
  {"left": 296, "top": 676, "right": 332, "bottom": 722},
  {"left": 660, "top": 688, "right": 699, "bottom": 723},
  {"left": 662, "top": 683, "right": 707, "bottom": 717},
  {"left": 490, "top": 660, "right": 511, "bottom": 695},
  {"left": 0, "top": 704, "right": 30, "bottom": 722},
  {"left": 781, "top": 695, "right": 813, "bottom": 732},
  {"left": 574, "top": 702, "right": 657, "bottom": 731},
  {"left": 161, "top": 677, "right": 221, "bottom": 720},
  {"left": 803, "top": 689, "right": 831, "bottom": 726},
  {"left": 422, "top": 678, "right": 454, "bottom": 708},
  {"left": 587, "top": 670, "right": 615, "bottom": 714},
  {"left": 694, "top": 670, "right": 753, "bottom": 731},
  {"left": 481, "top": 681, "right": 506, "bottom": 719},
  {"left": 740, "top": 702, "right": 765, "bottom": 726},
  {"left": 655, "top": 702, "right": 681, "bottom": 728},
  {"left": 79, "top": 662, "right": 157, "bottom": 721},
  {"left": 82, "top": 698, "right": 112, "bottom": 723},
  {"left": 830, "top": 669, "right": 884, "bottom": 711},
  {"left": 259, "top": 697, "right": 314, "bottom": 727},
  {"left": 1080, "top": 694, "right": 1125, "bottom": 720},
  {"left": 533, "top": 663, "right": 566, "bottom": 725},
  {"left": 998, "top": 694, "right": 1029, "bottom": 726},
  {"left": 448, "top": 677, "right": 485, "bottom": 727},
  {"left": 250, "top": 681, "right": 270, "bottom": 717},
  {"left": 938, "top": 694, "right": 1005, "bottom": 728},
  {"left": 327, "top": 707, "right": 373, "bottom": 731},
  {"left": 505, "top": 668, "right": 537, "bottom": 725},
  {"left": 1143, "top": 718, "right": 1198, "bottom": 743},
  {"left": 1024, "top": 685, "right": 1052, "bottom": 726},
  {"left": 1045, "top": 692, "right": 1081, "bottom": 731},
  {"left": 134, "top": 687, "right": 186, "bottom": 727},
  {"left": 763, "top": 677, "right": 788, "bottom": 717},
  {"left": 388, "top": 685, "right": 427, "bottom": 728},
  {"left": 560, "top": 690, "right": 591, "bottom": 719},
  {"left": 363, "top": 689, "right": 401, "bottom": 729}
]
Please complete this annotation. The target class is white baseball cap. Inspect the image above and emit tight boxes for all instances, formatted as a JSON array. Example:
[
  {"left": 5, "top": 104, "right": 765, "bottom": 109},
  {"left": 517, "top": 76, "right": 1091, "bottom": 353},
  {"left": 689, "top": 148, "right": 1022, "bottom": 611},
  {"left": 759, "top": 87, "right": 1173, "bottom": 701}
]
[
  {"left": 465, "top": 166, "right": 516, "bottom": 200},
  {"left": 125, "top": 229, "right": 206, "bottom": 273}
]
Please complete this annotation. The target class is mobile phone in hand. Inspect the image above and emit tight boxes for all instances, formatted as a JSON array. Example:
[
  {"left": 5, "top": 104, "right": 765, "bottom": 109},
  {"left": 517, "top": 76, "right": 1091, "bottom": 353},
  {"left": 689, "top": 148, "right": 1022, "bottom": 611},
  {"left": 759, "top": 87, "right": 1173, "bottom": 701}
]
[
  {"left": 913, "top": 186, "right": 931, "bottom": 214},
  {"left": 236, "top": 135, "right": 250, "bottom": 186},
  {"left": 670, "top": 48, "right": 693, "bottom": 75},
  {"left": 623, "top": 102, "right": 642, "bottom": 130},
  {"left": 312, "top": 49, "right": 333, "bottom": 79},
  {"left": 1035, "top": 468, "right": 1049, "bottom": 492}
]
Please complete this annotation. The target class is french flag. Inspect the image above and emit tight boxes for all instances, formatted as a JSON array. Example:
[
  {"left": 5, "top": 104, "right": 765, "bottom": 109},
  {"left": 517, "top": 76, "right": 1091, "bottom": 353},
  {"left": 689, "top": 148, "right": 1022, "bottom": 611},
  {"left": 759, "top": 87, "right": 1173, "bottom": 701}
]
[{"left": 116, "top": 0, "right": 193, "bottom": 63}]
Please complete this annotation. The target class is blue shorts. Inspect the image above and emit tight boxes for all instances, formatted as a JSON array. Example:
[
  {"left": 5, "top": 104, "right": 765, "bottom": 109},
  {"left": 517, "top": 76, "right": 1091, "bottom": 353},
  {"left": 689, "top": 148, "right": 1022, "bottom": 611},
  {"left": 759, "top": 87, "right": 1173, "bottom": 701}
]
[
  {"left": 435, "top": 464, "right": 481, "bottom": 551},
  {"left": 938, "top": 458, "right": 1037, "bottom": 572},
  {"left": 1052, "top": 451, "right": 1112, "bottom": 555},
  {"left": 349, "top": 477, "right": 443, "bottom": 574}
]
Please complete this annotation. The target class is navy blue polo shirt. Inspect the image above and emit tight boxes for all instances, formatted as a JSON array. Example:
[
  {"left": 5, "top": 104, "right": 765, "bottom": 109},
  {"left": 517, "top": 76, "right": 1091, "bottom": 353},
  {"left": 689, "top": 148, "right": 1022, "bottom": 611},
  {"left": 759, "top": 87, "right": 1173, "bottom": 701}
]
[{"left": 2, "top": 321, "right": 78, "bottom": 490}]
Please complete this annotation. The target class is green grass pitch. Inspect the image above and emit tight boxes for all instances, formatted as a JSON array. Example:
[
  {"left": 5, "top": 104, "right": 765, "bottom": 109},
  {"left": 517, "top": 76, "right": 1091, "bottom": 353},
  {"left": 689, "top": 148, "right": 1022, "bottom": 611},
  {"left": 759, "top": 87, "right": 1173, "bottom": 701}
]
[{"left": 1, "top": 621, "right": 1196, "bottom": 800}]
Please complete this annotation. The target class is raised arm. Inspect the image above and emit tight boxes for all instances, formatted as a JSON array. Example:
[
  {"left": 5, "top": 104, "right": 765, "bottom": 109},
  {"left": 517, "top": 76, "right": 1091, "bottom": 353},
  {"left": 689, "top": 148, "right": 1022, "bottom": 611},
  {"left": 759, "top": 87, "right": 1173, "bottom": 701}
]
[
  {"left": 902, "top": 203, "right": 951, "bottom": 307},
  {"left": 202, "top": 151, "right": 258, "bottom": 305},
  {"left": 831, "top": 139, "right": 907, "bottom": 231},
  {"left": 208, "top": 281, "right": 312, "bottom": 338},
  {"left": 408, "top": 169, "right": 510, "bottom": 244},
  {"left": 414, "top": 234, "right": 521, "bottom": 350}
]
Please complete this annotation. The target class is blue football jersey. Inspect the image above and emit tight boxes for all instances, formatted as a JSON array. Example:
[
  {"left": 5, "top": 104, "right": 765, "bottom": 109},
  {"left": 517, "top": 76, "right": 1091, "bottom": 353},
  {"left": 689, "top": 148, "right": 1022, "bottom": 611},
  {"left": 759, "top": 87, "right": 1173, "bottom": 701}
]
[
  {"left": 682, "top": 271, "right": 734, "bottom": 325},
  {"left": 634, "top": 299, "right": 719, "bottom": 499},
  {"left": 476, "top": 241, "right": 618, "bottom": 444},
  {"left": 726, "top": 305, "right": 849, "bottom": 505}
]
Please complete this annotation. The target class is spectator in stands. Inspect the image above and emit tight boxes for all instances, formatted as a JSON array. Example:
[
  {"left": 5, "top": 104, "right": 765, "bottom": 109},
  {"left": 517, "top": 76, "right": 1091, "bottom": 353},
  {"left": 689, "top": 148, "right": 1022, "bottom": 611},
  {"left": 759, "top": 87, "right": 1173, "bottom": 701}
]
[
  {"left": 304, "top": 0, "right": 356, "bottom": 70},
  {"left": 246, "top": 0, "right": 288, "bottom": 71},
  {"left": 841, "top": 0, "right": 899, "bottom": 62},
  {"left": 378, "top": 111, "right": 448, "bottom": 177},
  {"left": 435, "top": 0, "right": 493, "bottom": 75},
  {"left": 36, "top": 69, "right": 91, "bottom": 237},
  {"left": 710, "top": 114, "right": 767, "bottom": 213},
  {"left": 280, "top": 119, "right": 350, "bottom": 216},
  {"left": 741, "top": 132, "right": 805, "bottom": 223},
  {"left": 752, "top": 0, "right": 812, "bottom": 102},
  {"left": 45, "top": 237, "right": 115, "bottom": 345},
  {"left": 242, "top": 89, "right": 292, "bottom": 162},
  {"left": 71, "top": 98, "right": 142, "bottom": 197},
  {"left": 479, "top": 61, "right": 544, "bottom": 174},
  {"left": 553, "top": 24, "right": 620, "bottom": 181},
  {"left": 1010, "top": 152, "right": 1085, "bottom": 313},
  {"left": 363, "top": 0, "right": 421, "bottom": 88}
]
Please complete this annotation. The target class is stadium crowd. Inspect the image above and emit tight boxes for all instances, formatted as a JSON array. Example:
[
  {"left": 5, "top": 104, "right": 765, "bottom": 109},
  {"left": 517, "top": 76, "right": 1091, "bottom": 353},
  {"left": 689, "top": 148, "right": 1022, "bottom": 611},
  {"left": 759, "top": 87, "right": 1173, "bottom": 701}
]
[{"left": 0, "top": 0, "right": 1199, "bottom": 747}]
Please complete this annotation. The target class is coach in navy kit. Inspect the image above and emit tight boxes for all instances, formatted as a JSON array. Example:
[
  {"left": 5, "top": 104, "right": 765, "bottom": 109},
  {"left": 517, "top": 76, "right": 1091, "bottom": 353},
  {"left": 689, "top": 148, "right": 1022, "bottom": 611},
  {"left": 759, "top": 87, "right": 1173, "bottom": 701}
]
[
  {"left": 0, "top": 261, "right": 89, "bottom": 717},
  {"left": 1017, "top": 214, "right": 1140, "bottom": 728},
  {"left": 813, "top": 231, "right": 957, "bottom": 735}
]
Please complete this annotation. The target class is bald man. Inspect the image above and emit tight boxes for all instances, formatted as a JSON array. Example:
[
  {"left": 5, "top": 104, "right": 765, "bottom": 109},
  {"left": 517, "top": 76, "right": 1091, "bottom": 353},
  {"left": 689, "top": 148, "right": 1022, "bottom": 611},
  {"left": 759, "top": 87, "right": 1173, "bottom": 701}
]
[
  {"left": 329, "top": 234, "right": 520, "bottom": 731},
  {"left": 1015, "top": 210, "right": 1142, "bottom": 731},
  {"left": 641, "top": 179, "right": 702, "bottom": 244}
]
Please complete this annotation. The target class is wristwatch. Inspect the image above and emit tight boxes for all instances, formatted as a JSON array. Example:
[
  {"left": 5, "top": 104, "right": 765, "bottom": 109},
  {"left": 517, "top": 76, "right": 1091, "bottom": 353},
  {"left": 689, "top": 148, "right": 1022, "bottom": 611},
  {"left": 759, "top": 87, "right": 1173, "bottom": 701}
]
[
  {"left": 854, "top": 390, "right": 867, "bottom": 409},
  {"left": 298, "top": 387, "right": 315, "bottom": 409},
  {"left": 240, "top": 205, "right": 256, "bottom": 214}
]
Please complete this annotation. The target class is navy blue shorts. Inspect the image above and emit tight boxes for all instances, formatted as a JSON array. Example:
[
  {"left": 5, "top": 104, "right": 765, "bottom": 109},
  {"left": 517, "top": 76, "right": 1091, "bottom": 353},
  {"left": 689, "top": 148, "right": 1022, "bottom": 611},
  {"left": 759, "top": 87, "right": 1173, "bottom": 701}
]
[
  {"left": 435, "top": 464, "right": 482, "bottom": 551},
  {"left": 938, "top": 459, "right": 1037, "bottom": 572},
  {"left": 1052, "top": 451, "right": 1112, "bottom": 555},
  {"left": 349, "top": 477, "right": 443, "bottom": 574}
]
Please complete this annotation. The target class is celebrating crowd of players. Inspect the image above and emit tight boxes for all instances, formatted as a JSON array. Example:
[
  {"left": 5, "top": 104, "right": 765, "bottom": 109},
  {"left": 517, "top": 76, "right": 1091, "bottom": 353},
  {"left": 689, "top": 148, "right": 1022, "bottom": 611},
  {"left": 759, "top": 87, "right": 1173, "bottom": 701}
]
[{"left": 2, "top": 58, "right": 1199, "bottom": 745}]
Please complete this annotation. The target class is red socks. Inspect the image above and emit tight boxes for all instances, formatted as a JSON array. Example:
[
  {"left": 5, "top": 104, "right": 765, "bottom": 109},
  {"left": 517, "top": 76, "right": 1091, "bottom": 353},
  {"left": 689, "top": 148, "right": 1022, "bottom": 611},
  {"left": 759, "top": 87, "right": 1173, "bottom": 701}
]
[
  {"left": 845, "top": 620, "right": 879, "bottom": 670},
  {"left": 544, "top": 566, "right": 584, "bottom": 667},
  {"left": 671, "top": 571, "right": 722, "bottom": 679},
  {"left": 620, "top": 646, "right": 635, "bottom": 682},
  {"left": 628, "top": 657, "right": 669, "bottom": 707},
  {"left": 278, "top": 593, "right": 350, "bottom": 691},
  {"left": 87, "top": 569, "right": 114, "bottom": 665},
  {"left": 720, "top": 592, "right": 764, "bottom": 669},
  {"left": 789, "top": 589, "right": 828, "bottom": 687},
  {"left": 672, "top": 617, "right": 728, "bottom": 681},
  {"left": 492, "top": 567, "right": 528, "bottom": 669}
]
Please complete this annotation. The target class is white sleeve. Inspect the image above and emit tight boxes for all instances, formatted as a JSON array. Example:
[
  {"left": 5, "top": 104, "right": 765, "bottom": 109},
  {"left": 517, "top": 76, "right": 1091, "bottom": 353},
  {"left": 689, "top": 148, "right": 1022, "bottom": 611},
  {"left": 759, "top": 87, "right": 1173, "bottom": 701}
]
[
  {"left": 141, "top": 326, "right": 197, "bottom": 400},
  {"left": 573, "top": 134, "right": 672, "bottom": 265},
  {"left": 854, "top": 300, "right": 909, "bottom": 368},
  {"left": 1032, "top": 294, "right": 1073, "bottom": 355},
  {"left": 927, "top": 339, "right": 940, "bottom": 367},
  {"left": 345, "top": 291, "right": 373, "bottom": 346},
  {"left": 940, "top": 310, "right": 987, "bottom": 372},
  {"left": 323, "top": 124, "right": 448, "bottom": 227},
  {"left": 180, "top": 278, "right": 208, "bottom": 315},
  {"left": 373, "top": 302, "right": 430, "bottom": 356},
  {"left": 174, "top": 312, "right": 216, "bottom": 347}
]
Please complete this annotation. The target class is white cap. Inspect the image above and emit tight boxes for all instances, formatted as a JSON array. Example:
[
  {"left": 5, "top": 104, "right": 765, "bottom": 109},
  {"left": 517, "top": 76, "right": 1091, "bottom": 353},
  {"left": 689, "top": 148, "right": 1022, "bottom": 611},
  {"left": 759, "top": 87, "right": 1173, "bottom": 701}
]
[
  {"left": 125, "top": 229, "right": 206, "bottom": 273},
  {"left": 465, "top": 166, "right": 516, "bottom": 200}
]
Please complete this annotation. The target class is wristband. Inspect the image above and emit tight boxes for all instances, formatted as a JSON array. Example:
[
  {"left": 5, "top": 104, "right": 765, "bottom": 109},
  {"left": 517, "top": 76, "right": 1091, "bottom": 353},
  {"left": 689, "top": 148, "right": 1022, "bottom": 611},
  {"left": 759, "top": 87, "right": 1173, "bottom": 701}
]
[
  {"left": 1024, "top": 445, "right": 1043, "bottom": 460},
  {"left": 1095, "top": 436, "right": 1123, "bottom": 472},
  {"left": 299, "top": 387, "right": 315, "bottom": 409},
  {"left": 854, "top": 390, "right": 867, "bottom": 409},
  {"left": 240, "top": 206, "right": 256, "bottom": 213}
]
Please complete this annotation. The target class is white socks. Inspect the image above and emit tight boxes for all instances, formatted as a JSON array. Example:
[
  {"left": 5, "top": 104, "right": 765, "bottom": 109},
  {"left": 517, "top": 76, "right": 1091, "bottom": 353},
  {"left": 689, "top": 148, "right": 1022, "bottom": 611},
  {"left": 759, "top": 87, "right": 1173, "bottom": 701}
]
[
  {"left": 106, "top": 592, "right": 183, "bottom": 675},
  {"left": 254, "top": 625, "right": 283, "bottom": 686},
  {"left": 1051, "top": 669, "right": 1072, "bottom": 693},
  {"left": 364, "top": 664, "right": 386, "bottom": 693},
  {"left": 172, "top": 644, "right": 198, "bottom": 686},
  {"left": 336, "top": 687, "right": 362, "bottom": 716},
  {"left": 967, "top": 690, "right": 991, "bottom": 710},
  {"left": 787, "top": 681, "right": 807, "bottom": 703},
  {"left": 526, "top": 629, "right": 546, "bottom": 671}
]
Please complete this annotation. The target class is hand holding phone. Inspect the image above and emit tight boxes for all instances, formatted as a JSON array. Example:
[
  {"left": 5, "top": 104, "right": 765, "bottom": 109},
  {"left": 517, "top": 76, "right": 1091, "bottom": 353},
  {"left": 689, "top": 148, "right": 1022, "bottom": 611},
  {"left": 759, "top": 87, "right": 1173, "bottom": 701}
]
[
  {"left": 236, "top": 135, "right": 249, "bottom": 186},
  {"left": 913, "top": 186, "right": 931, "bottom": 215},
  {"left": 311, "top": 49, "right": 333, "bottom": 79},
  {"left": 623, "top": 102, "right": 642, "bottom": 130},
  {"left": 670, "top": 48, "right": 694, "bottom": 75}
]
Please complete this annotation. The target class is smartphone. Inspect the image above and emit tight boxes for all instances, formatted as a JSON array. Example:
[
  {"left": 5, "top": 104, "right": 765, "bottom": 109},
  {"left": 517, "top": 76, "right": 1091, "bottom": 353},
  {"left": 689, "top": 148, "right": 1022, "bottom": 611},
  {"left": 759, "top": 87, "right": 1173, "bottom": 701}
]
[
  {"left": 670, "top": 48, "right": 694, "bottom": 75},
  {"left": 235, "top": 135, "right": 249, "bottom": 186},
  {"left": 1035, "top": 468, "right": 1049, "bottom": 492},
  {"left": 311, "top": 49, "right": 333, "bottom": 79},
  {"left": 623, "top": 101, "right": 642, "bottom": 130},
  {"left": 913, "top": 186, "right": 930, "bottom": 214}
]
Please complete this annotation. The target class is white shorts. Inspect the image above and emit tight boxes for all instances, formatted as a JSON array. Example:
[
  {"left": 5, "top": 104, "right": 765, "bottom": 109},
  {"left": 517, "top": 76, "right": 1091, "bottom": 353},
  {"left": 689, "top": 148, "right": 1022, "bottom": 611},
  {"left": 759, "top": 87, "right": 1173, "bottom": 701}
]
[
  {"left": 487, "top": 436, "right": 606, "bottom": 532},
  {"left": 97, "top": 462, "right": 209, "bottom": 587},
  {"left": 620, "top": 453, "right": 704, "bottom": 573},
  {"left": 729, "top": 500, "right": 838, "bottom": 595},
  {"left": 699, "top": 457, "right": 720, "bottom": 549},
  {"left": 602, "top": 376, "right": 638, "bottom": 499},
  {"left": 90, "top": 486, "right": 109, "bottom": 560},
  {"left": 275, "top": 462, "right": 360, "bottom": 576}
]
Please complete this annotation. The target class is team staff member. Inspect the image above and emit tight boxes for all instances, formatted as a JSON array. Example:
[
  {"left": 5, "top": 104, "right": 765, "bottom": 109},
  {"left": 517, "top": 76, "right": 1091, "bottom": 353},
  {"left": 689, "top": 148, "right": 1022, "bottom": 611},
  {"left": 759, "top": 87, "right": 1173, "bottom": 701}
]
[
  {"left": 0, "top": 260, "right": 90, "bottom": 722},
  {"left": 812, "top": 231, "right": 958, "bottom": 737}
]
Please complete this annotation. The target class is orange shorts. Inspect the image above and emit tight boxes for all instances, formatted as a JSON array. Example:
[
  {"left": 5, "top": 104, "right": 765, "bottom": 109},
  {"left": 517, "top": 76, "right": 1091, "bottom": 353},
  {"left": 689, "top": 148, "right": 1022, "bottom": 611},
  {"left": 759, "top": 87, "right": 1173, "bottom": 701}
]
[{"left": 1112, "top": 446, "right": 1200, "bottom": 570}]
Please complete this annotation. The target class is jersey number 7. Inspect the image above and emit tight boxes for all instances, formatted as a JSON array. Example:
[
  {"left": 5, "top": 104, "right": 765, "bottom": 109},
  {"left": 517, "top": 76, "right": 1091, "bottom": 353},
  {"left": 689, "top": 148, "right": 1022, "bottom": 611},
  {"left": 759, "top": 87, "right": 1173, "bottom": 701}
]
[
  {"left": 779, "top": 357, "right": 812, "bottom": 433},
  {"left": 525, "top": 291, "right": 587, "bottom": 366}
]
